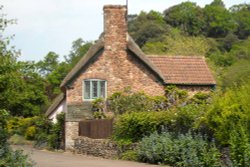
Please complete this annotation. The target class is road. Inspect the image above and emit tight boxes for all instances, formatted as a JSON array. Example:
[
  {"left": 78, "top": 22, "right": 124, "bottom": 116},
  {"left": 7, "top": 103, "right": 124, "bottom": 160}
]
[{"left": 13, "top": 145, "right": 163, "bottom": 167}]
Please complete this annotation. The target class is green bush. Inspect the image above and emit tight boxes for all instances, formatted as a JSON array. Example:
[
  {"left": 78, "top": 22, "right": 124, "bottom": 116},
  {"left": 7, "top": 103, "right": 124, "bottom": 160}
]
[
  {"left": 25, "top": 126, "right": 36, "bottom": 140},
  {"left": 229, "top": 124, "right": 250, "bottom": 167},
  {"left": 0, "top": 109, "right": 33, "bottom": 166},
  {"left": 137, "top": 132, "right": 222, "bottom": 166},
  {"left": 47, "top": 113, "right": 65, "bottom": 149},
  {"left": 113, "top": 104, "right": 205, "bottom": 142},
  {"left": 203, "top": 81, "right": 250, "bottom": 144},
  {"left": 113, "top": 111, "right": 175, "bottom": 142},
  {"left": 120, "top": 150, "right": 139, "bottom": 161},
  {"left": 33, "top": 116, "right": 52, "bottom": 148},
  {"left": 108, "top": 89, "right": 167, "bottom": 114},
  {"left": 173, "top": 104, "right": 206, "bottom": 134}
]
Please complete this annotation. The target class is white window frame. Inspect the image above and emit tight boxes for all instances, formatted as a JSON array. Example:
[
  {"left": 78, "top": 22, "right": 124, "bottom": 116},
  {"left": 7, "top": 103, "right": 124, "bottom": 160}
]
[{"left": 83, "top": 79, "right": 107, "bottom": 100}]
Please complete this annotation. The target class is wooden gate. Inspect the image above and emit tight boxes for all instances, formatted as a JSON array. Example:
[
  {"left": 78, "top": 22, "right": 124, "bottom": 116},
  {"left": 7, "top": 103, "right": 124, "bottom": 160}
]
[{"left": 79, "top": 119, "right": 113, "bottom": 139}]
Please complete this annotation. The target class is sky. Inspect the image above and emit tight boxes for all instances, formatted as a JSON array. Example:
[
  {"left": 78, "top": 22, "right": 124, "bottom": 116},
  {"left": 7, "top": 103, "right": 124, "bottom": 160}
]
[{"left": 1, "top": 0, "right": 249, "bottom": 62}]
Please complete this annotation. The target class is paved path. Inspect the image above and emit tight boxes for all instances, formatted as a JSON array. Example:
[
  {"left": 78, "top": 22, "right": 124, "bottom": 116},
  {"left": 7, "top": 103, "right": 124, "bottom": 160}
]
[{"left": 13, "top": 145, "right": 164, "bottom": 167}]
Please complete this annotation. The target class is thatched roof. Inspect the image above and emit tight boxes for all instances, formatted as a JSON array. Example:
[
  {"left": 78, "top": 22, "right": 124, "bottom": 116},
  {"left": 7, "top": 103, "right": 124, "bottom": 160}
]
[
  {"left": 60, "top": 39, "right": 104, "bottom": 88},
  {"left": 45, "top": 93, "right": 65, "bottom": 117},
  {"left": 60, "top": 35, "right": 166, "bottom": 88}
]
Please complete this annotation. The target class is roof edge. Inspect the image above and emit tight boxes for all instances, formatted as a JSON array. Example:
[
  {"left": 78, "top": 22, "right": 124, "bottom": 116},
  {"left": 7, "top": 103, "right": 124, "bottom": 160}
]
[
  {"left": 45, "top": 93, "right": 65, "bottom": 117},
  {"left": 127, "top": 36, "right": 165, "bottom": 83},
  {"left": 165, "top": 83, "right": 216, "bottom": 86},
  {"left": 60, "top": 38, "right": 104, "bottom": 88}
]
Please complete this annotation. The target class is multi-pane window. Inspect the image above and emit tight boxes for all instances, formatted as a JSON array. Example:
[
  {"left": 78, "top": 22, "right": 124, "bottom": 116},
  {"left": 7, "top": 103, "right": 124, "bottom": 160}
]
[{"left": 83, "top": 79, "right": 106, "bottom": 100}]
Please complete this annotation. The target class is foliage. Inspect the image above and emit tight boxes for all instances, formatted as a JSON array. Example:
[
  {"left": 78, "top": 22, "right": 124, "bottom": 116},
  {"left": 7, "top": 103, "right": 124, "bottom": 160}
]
[
  {"left": 25, "top": 126, "right": 36, "bottom": 140},
  {"left": 0, "top": 10, "right": 48, "bottom": 117},
  {"left": 108, "top": 89, "right": 167, "bottom": 115},
  {"left": 189, "top": 92, "right": 212, "bottom": 104},
  {"left": 113, "top": 111, "right": 175, "bottom": 142},
  {"left": 164, "top": 85, "right": 188, "bottom": 107},
  {"left": 143, "top": 30, "right": 212, "bottom": 56},
  {"left": 230, "top": 4, "right": 250, "bottom": 39},
  {"left": 120, "top": 150, "right": 138, "bottom": 161},
  {"left": 172, "top": 104, "right": 206, "bottom": 134},
  {"left": 128, "top": 11, "right": 169, "bottom": 47},
  {"left": 64, "top": 38, "right": 92, "bottom": 67},
  {"left": 229, "top": 124, "right": 250, "bottom": 167},
  {"left": 47, "top": 113, "right": 65, "bottom": 149},
  {"left": 221, "top": 59, "right": 250, "bottom": 88},
  {"left": 113, "top": 103, "right": 206, "bottom": 143},
  {"left": 202, "top": 81, "right": 250, "bottom": 145},
  {"left": 36, "top": 52, "right": 59, "bottom": 76},
  {"left": 229, "top": 37, "right": 250, "bottom": 60},
  {"left": 137, "top": 132, "right": 222, "bottom": 166},
  {"left": 0, "top": 109, "right": 33, "bottom": 166},
  {"left": 164, "top": 2, "right": 205, "bottom": 36},
  {"left": 204, "top": 0, "right": 236, "bottom": 37}
]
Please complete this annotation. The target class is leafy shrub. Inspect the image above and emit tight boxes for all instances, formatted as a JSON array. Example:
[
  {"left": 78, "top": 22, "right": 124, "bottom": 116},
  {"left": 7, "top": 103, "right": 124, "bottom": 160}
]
[
  {"left": 120, "top": 150, "right": 139, "bottom": 161},
  {"left": 0, "top": 109, "right": 33, "bottom": 166},
  {"left": 25, "top": 126, "right": 36, "bottom": 140},
  {"left": 137, "top": 132, "right": 222, "bottom": 166},
  {"left": 47, "top": 113, "right": 65, "bottom": 149},
  {"left": 173, "top": 104, "right": 205, "bottom": 134},
  {"left": 229, "top": 124, "right": 250, "bottom": 167},
  {"left": 113, "top": 103, "right": 206, "bottom": 142},
  {"left": 6, "top": 117, "right": 22, "bottom": 135},
  {"left": 33, "top": 116, "right": 52, "bottom": 148},
  {"left": 113, "top": 111, "right": 175, "bottom": 142},
  {"left": 203, "top": 82, "right": 250, "bottom": 144},
  {"left": 165, "top": 85, "right": 188, "bottom": 107},
  {"left": 189, "top": 92, "right": 212, "bottom": 104},
  {"left": 108, "top": 89, "right": 167, "bottom": 115}
]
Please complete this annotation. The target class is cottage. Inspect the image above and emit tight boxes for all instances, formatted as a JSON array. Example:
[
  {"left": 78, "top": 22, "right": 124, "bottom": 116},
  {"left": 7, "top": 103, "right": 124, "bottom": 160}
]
[{"left": 45, "top": 5, "right": 216, "bottom": 150}]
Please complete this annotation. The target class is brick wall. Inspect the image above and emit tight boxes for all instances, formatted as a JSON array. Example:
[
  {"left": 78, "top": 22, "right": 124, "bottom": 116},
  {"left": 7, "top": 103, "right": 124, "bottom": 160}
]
[{"left": 66, "top": 5, "right": 165, "bottom": 105}]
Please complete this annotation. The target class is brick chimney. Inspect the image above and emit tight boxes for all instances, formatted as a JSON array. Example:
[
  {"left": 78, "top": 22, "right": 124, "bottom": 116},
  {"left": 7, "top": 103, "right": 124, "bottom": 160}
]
[{"left": 103, "top": 5, "right": 128, "bottom": 51}]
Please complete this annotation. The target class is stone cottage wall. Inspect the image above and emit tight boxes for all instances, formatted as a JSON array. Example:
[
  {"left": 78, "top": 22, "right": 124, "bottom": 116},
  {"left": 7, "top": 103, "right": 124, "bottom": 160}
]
[{"left": 65, "top": 121, "right": 79, "bottom": 150}]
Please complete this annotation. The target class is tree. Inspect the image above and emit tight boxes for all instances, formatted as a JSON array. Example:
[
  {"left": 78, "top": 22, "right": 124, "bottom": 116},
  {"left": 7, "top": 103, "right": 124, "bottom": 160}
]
[
  {"left": 164, "top": 2, "right": 205, "bottom": 36},
  {"left": 128, "top": 11, "right": 169, "bottom": 47},
  {"left": 142, "top": 29, "right": 212, "bottom": 56},
  {"left": 36, "top": 52, "right": 59, "bottom": 76},
  {"left": 0, "top": 6, "right": 48, "bottom": 117},
  {"left": 0, "top": 6, "right": 33, "bottom": 166},
  {"left": 64, "top": 38, "right": 92, "bottom": 67},
  {"left": 204, "top": 0, "right": 237, "bottom": 37},
  {"left": 230, "top": 4, "right": 250, "bottom": 39},
  {"left": 45, "top": 62, "right": 70, "bottom": 100}
]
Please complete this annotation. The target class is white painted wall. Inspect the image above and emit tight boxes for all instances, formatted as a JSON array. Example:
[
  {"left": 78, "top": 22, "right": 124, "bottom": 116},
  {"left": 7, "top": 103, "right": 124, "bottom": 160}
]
[{"left": 48, "top": 99, "right": 66, "bottom": 123}]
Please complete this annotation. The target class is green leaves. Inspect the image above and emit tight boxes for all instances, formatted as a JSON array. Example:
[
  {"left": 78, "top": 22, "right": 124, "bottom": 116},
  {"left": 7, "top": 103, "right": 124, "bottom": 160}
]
[
  {"left": 204, "top": 81, "right": 250, "bottom": 145},
  {"left": 164, "top": 2, "right": 205, "bottom": 36},
  {"left": 138, "top": 132, "right": 222, "bottom": 166}
]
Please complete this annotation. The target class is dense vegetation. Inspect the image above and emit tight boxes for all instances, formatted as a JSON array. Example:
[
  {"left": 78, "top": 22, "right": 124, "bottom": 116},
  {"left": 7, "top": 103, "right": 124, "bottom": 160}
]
[{"left": 1, "top": 0, "right": 250, "bottom": 166}]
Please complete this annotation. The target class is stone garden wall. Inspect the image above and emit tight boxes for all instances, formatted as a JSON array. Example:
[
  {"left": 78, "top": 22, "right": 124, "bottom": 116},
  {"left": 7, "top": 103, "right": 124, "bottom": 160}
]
[
  {"left": 73, "top": 137, "right": 118, "bottom": 159},
  {"left": 73, "top": 136, "right": 138, "bottom": 159}
]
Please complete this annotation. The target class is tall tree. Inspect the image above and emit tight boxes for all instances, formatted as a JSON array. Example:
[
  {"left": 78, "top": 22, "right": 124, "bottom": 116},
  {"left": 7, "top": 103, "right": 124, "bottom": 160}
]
[
  {"left": 128, "top": 11, "right": 169, "bottom": 47},
  {"left": 64, "top": 38, "right": 92, "bottom": 67},
  {"left": 164, "top": 2, "right": 205, "bottom": 36},
  {"left": 0, "top": 6, "right": 48, "bottom": 117},
  {"left": 204, "top": 0, "right": 236, "bottom": 37},
  {"left": 230, "top": 4, "right": 250, "bottom": 39},
  {"left": 36, "top": 51, "right": 59, "bottom": 76}
]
